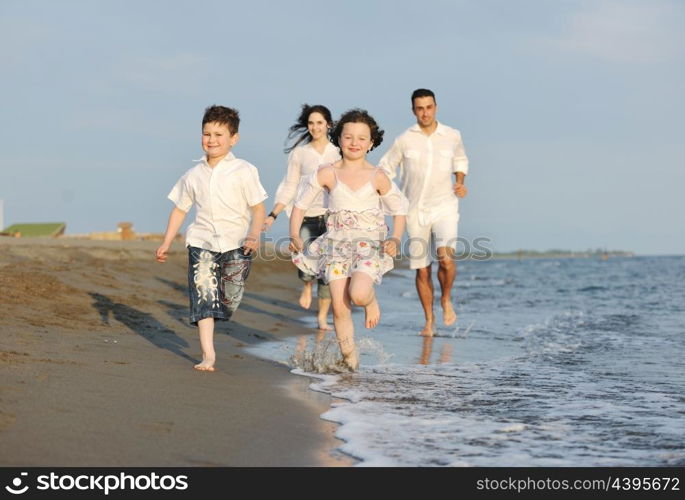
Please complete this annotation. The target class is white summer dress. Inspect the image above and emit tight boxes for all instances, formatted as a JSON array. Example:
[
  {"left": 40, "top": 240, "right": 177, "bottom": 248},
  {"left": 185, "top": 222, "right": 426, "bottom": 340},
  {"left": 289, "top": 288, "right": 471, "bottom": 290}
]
[{"left": 292, "top": 165, "right": 409, "bottom": 284}]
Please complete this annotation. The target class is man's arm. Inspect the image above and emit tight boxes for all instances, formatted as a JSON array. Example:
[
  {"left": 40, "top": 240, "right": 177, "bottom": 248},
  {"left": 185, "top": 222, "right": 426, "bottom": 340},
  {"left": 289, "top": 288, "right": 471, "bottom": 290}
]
[
  {"left": 452, "top": 131, "right": 469, "bottom": 198},
  {"left": 377, "top": 138, "right": 404, "bottom": 180},
  {"left": 454, "top": 172, "right": 468, "bottom": 198}
]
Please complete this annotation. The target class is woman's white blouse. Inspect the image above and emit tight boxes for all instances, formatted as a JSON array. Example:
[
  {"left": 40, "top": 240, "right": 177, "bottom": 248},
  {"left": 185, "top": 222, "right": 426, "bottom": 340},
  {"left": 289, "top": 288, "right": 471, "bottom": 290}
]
[{"left": 274, "top": 142, "right": 340, "bottom": 217}]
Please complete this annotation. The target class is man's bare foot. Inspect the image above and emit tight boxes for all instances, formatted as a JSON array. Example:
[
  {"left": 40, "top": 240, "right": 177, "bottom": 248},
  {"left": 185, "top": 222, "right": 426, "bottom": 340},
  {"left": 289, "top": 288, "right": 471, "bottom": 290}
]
[
  {"left": 194, "top": 358, "right": 215, "bottom": 372},
  {"left": 420, "top": 321, "right": 435, "bottom": 337},
  {"left": 299, "top": 283, "right": 312, "bottom": 309},
  {"left": 364, "top": 298, "right": 380, "bottom": 329},
  {"left": 442, "top": 299, "right": 457, "bottom": 326}
]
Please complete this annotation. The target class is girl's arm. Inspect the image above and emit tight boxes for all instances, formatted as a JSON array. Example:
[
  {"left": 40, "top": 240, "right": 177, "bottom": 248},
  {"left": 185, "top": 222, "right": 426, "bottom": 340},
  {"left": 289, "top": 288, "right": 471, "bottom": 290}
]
[
  {"left": 376, "top": 169, "right": 408, "bottom": 257},
  {"left": 289, "top": 205, "right": 306, "bottom": 252},
  {"left": 289, "top": 166, "right": 333, "bottom": 252}
]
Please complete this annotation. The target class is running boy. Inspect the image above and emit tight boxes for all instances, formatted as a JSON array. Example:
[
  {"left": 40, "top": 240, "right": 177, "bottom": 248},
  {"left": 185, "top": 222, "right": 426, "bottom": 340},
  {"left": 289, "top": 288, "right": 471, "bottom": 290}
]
[{"left": 156, "top": 105, "right": 267, "bottom": 372}]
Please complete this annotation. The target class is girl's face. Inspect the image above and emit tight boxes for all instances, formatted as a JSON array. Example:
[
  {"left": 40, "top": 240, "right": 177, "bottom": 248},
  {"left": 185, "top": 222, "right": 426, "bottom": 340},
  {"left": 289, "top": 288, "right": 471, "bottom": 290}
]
[
  {"left": 338, "top": 121, "right": 372, "bottom": 161},
  {"left": 307, "top": 112, "right": 329, "bottom": 141}
]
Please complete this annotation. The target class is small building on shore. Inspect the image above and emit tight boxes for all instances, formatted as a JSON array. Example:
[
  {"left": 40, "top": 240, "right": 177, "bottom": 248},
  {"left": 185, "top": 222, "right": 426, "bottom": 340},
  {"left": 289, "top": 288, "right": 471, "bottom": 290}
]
[{"left": 1, "top": 222, "right": 66, "bottom": 238}]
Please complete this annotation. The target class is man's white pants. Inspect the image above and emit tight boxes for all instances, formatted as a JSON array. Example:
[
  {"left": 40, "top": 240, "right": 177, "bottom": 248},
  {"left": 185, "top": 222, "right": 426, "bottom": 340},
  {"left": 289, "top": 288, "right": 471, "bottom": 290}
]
[{"left": 406, "top": 212, "right": 460, "bottom": 269}]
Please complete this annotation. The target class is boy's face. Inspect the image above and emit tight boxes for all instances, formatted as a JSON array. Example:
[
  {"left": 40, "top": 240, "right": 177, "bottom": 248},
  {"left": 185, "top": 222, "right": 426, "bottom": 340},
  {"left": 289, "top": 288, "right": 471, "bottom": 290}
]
[{"left": 202, "top": 122, "right": 239, "bottom": 160}]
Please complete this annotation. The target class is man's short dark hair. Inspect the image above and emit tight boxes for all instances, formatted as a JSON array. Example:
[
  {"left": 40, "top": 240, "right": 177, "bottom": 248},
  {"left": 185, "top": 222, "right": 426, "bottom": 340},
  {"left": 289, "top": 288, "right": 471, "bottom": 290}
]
[
  {"left": 202, "top": 105, "right": 240, "bottom": 135},
  {"left": 411, "top": 88, "right": 436, "bottom": 108}
]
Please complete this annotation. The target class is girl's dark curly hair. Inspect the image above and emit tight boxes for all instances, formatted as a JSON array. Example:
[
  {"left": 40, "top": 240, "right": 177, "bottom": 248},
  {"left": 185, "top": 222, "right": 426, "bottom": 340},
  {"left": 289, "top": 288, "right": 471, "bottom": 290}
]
[
  {"left": 331, "top": 109, "right": 384, "bottom": 152},
  {"left": 284, "top": 104, "right": 334, "bottom": 154}
]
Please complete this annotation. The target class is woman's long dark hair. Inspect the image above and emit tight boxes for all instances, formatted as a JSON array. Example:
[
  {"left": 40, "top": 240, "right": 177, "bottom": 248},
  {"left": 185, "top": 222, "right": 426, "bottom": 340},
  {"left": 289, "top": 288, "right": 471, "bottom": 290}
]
[{"left": 284, "top": 104, "right": 333, "bottom": 153}]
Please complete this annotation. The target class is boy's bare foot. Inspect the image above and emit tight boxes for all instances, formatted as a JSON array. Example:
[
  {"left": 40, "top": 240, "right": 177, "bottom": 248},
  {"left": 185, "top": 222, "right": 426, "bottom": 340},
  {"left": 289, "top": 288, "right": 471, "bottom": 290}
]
[
  {"left": 194, "top": 358, "right": 215, "bottom": 372},
  {"left": 441, "top": 299, "right": 457, "bottom": 326},
  {"left": 299, "top": 284, "right": 312, "bottom": 309},
  {"left": 419, "top": 320, "right": 435, "bottom": 337},
  {"left": 364, "top": 298, "right": 380, "bottom": 329}
]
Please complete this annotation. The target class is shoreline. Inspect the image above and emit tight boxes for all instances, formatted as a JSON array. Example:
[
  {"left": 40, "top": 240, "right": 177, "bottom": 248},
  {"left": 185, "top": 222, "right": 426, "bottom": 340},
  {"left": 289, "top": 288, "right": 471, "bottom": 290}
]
[{"left": 0, "top": 238, "right": 353, "bottom": 466}]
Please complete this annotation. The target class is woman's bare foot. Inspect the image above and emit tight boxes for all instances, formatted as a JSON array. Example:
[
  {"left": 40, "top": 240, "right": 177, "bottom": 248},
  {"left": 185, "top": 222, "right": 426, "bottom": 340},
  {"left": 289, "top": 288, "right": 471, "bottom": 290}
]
[
  {"left": 194, "top": 357, "right": 215, "bottom": 372},
  {"left": 299, "top": 283, "right": 313, "bottom": 309},
  {"left": 364, "top": 298, "right": 380, "bottom": 329},
  {"left": 419, "top": 320, "right": 435, "bottom": 337},
  {"left": 441, "top": 299, "right": 457, "bottom": 326},
  {"left": 317, "top": 317, "right": 332, "bottom": 330}
]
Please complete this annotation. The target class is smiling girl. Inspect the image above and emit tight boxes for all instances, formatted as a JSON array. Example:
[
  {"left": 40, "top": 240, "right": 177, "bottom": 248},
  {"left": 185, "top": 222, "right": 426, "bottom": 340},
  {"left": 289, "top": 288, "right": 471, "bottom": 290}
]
[{"left": 289, "top": 109, "right": 408, "bottom": 371}]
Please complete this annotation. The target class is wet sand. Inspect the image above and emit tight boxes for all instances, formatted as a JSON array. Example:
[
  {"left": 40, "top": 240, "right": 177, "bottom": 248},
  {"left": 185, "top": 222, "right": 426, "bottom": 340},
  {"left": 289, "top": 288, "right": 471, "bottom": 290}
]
[{"left": 0, "top": 237, "right": 352, "bottom": 466}]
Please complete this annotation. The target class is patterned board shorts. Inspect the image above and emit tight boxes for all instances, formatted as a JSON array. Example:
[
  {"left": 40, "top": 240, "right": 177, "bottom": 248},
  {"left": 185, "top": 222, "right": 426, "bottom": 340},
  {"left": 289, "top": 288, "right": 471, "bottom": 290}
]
[{"left": 187, "top": 246, "right": 252, "bottom": 325}]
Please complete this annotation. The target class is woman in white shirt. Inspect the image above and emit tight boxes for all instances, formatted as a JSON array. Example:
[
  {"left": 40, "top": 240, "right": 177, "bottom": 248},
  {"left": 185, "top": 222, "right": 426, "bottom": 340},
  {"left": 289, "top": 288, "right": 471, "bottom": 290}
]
[{"left": 264, "top": 104, "right": 341, "bottom": 330}]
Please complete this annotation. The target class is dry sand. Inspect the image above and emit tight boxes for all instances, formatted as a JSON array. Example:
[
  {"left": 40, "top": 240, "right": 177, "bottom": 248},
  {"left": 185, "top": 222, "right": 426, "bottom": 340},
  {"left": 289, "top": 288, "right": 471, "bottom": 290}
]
[{"left": 0, "top": 237, "right": 352, "bottom": 466}]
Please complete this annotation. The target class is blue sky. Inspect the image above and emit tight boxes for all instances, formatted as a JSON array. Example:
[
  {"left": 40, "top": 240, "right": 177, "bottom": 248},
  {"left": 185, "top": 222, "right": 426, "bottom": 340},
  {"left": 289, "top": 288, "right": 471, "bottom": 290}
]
[{"left": 1, "top": 0, "right": 683, "bottom": 254}]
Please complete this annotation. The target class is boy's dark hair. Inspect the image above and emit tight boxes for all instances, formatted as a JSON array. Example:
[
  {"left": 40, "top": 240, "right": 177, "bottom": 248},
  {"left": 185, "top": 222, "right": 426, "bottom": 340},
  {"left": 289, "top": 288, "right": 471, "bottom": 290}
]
[
  {"left": 411, "top": 88, "right": 436, "bottom": 107},
  {"left": 202, "top": 105, "right": 240, "bottom": 135},
  {"left": 285, "top": 104, "right": 334, "bottom": 153},
  {"left": 331, "top": 109, "right": 384, "bottom": 152}
]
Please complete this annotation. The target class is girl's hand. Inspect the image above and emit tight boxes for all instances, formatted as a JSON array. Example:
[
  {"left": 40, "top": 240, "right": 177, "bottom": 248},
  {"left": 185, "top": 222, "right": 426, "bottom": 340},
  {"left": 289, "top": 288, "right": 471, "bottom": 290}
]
[
  {"left": 156, "top": 243, "right": 170, "bottom": 263},
  {"left": 289, "top": 236, "right": 304, "bottom": 253},
  {"left": 382, "top": 237, "right": 400, "bottom": 257}
]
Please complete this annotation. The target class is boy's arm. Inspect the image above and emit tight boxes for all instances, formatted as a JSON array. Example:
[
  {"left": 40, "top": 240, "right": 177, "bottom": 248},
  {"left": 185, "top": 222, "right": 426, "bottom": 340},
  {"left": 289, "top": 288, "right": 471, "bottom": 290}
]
[
  {"left": 244, "top": 202, "right": 266, "bottom": 255},
  {"left": 156, "top": 207, "right": 187, "bottom": 263}
]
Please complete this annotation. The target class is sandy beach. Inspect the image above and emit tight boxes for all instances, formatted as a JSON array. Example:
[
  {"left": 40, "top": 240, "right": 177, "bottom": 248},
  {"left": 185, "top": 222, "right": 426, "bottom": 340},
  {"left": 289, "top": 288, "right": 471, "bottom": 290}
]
[{"left": 0, "top": 237, "right": 352, "bottom": 466}]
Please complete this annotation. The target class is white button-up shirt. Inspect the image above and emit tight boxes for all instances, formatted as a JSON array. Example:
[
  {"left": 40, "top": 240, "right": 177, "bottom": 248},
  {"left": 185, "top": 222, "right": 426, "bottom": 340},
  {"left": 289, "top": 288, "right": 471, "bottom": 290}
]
[
  {"left": 378, "top": 122, "right": 468, "bottom": 226},
  {"left": 274, "top": 142, "right": 341, "bottom": 217},
  {"left": 168, "top": 153, "right": 268, "bottom": 252}
]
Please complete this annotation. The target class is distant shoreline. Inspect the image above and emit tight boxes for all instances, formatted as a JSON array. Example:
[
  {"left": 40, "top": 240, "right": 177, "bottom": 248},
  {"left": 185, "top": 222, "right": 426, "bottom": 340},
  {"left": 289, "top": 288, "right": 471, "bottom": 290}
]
[{"left": 490, "top": 250, "right": 635, "bottom": 260}]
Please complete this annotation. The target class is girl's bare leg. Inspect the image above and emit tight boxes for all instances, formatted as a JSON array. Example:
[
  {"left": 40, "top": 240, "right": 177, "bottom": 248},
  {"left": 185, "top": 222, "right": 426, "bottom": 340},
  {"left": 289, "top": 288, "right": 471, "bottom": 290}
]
[
  {"left": 329, "top": 279, "right": 358, "bottom": 371},
  {"left": 348, "top": 272, "right": 380, "bottom": 329},
  {"left": 195, "top": 317, "right": 216, "bottom": 371}
]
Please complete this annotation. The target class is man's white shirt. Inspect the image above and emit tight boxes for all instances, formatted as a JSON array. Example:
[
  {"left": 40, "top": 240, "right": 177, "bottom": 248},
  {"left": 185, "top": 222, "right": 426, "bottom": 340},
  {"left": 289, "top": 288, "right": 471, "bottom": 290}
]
[
  {"left": 378, "top": 122, "right": 468, "bottom": 226},
  {"left": 168, "top": 152, "right": 268, "bottom": 252}
]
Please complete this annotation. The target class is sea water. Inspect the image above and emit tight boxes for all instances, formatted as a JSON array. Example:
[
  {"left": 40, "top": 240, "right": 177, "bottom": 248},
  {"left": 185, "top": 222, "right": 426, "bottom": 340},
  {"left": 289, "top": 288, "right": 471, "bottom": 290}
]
[{"left": 246, "top": 256, "right": 685, "bottom": 466}]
